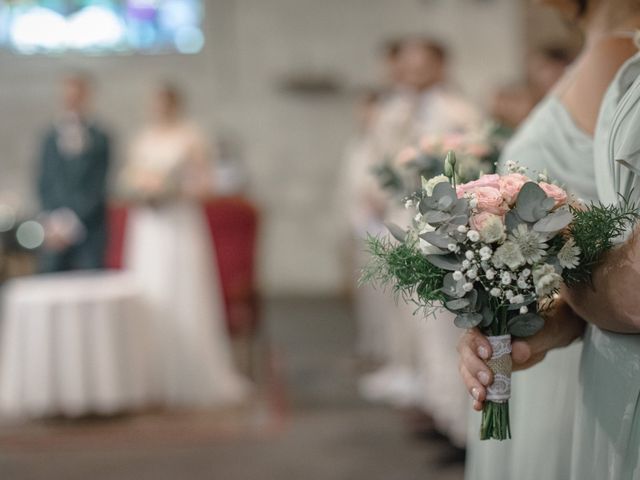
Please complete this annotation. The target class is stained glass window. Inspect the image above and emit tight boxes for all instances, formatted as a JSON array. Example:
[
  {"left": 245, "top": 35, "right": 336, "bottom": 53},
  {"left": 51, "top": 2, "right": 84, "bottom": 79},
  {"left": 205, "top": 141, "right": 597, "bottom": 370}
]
[{"left": 0, "top": 0, "right": 204, "bottom": 55}]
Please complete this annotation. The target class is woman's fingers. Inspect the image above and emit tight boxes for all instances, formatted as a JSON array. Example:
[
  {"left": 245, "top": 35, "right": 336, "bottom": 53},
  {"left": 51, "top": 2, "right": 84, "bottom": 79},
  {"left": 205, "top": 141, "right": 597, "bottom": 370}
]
[
  {"left": 460, "top": 341, "right": 494, "bottom": 386},
  {"left": 458, "top": 328, "right": 493, "bottom": 360},
  {"left": 459, "top": 364, "right": 486, "bottom": 410}
]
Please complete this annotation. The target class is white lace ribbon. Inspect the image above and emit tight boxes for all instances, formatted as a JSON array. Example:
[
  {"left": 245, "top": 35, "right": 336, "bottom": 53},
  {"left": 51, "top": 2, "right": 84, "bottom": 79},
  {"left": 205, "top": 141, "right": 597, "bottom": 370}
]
[{"left": 486, "top": 334, "right": 512, "bottom": 403}]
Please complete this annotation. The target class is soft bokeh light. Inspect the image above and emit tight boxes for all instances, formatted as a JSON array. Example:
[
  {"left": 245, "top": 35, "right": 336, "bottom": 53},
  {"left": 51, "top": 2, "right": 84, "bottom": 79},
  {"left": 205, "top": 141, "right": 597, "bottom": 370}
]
[{"left": 15, "top": 220, "right": 44, "bottom": 250}]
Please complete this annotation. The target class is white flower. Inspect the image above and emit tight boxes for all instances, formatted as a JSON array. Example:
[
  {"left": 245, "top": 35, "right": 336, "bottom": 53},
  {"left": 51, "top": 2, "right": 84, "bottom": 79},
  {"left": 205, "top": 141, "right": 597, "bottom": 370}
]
[
  {"left": 501, "top": 271, "right": 512, "bottom": 285},
  {"left": 512, "top": 294, "right": 524, "bottom": 304},
  {"left": 505, "top": 290, "right": 514, "bottom": 300},
  {"left": 405, "top": 199, "right": 416, "bottom": 209},
  {"left": 423, "top": 174, "right": 450, "bottom": 196},
  {"left": 532, "top": 264, "right": 562, "bottom": 297},
  {"left": 510, "top": 224, "right": 548, "bottom": 264},
  {"left": 457, "top": 225, "right": 468, "bottom": 233},
  {"left": 479, "top": 246, "right": 492, "bottom": 260},
  {"left": 520, "top": 306, "right": 528, "bottom": 314},
  {"left": 517, "top": 279, "right": 528, "bottom": 289},
  {"left": 522, "top": 268, "right": 531, "bottom": 278},
  {"left": 465, "top": 250, "right": 475, "bottom": 260},
  {"left": 477, "top": 215, "right": 506, "bottom": 244},
  {"left": 463, "top": 282, "right": 474, "bottom": 292},
  {"left": 469, "top": 197, "right": 479, "bottom": 209},
  {"left": 557, "top": 237, "right": 581, "bottom": 269},
  {"left": 467, "top": 269, "right": 478, "bottom": 280},
  {"left": 467, "top": 230, "right": 480, "bottom": 242},
  {"left": 462, "top": 260, "right": 471, "bottom": 269},
  {"left": 490, "top": 288, "right": 502, "bottom": 297},
  {"left": 485, "top": 269, "right": 496, "bottom": 280},
  {"left": 448, "top": 243, "right": 459, "bottom": 252},
  {"left": 493, "top": 241, "right": 525, "bottom": 270}
]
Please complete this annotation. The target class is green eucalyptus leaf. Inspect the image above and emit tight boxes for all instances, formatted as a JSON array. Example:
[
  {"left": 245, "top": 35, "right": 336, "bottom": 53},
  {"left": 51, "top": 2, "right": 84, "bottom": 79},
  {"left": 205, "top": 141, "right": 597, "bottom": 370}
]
[
  {"left": 421, "top": 231, "right": 454, "bottom": 249},
  {"left": 515, "top": 182, "right": 548, "bottom": 222},
  {"left": 480, "top": 305, "right": 494, "bottom": 327},
  {"left": 424, "top": 210, "right": 452, "bottom": 224},
  {"left": 432, "top": 181, "right": 457, "bottom": 202},
  {"left": 505, "top": 210, "right": 526, "bottom": 232},
  {"left": 438, "top": 195, "right": 455, "bottom": 211},
  {"left": 507, "top": 313, "right": 545, "bottom": 337},
  {"left": 464, "top": 289, "right": 479, "bottom": 310},
  {"left": 446, "top": 298, "right": 470, "bottom": 310},
  {"left": 442, "top": 273, "right": 466, "bottom": 298},
  {"left": 534, "top": 209, "right": 574, "bottom": 233},
  {"left": 426, "top": 254, "right": 462, "bottom": 271},
  {"left": 454, "top": 313, "right": 483, "bottom": 329}
]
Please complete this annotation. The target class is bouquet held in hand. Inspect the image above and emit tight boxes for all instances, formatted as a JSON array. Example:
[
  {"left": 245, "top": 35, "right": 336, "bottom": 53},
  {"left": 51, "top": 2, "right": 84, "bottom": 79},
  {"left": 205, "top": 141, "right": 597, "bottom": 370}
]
[{"left": 364, "top": 152, "right": 639, "bottom": 440}]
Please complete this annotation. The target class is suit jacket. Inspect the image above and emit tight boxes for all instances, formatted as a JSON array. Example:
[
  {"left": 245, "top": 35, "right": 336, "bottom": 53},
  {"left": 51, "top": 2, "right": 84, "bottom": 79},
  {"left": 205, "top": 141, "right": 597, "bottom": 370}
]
[{"left": 37, "top": 118, "right": 110, "bottom": 269}]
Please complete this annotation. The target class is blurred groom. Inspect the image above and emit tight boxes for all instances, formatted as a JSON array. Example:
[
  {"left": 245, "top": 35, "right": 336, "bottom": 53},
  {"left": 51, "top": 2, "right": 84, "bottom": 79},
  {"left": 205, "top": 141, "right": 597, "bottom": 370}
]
[{"left": 36, "top": 73, "right": 111, "bottom": 273}]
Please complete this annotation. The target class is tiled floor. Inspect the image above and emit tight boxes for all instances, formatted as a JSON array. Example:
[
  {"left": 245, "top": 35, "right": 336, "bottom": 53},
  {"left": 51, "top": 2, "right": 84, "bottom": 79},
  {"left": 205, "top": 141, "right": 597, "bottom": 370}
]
[{"left": 0, "top": 297, "right": 464, "bottom": 480}]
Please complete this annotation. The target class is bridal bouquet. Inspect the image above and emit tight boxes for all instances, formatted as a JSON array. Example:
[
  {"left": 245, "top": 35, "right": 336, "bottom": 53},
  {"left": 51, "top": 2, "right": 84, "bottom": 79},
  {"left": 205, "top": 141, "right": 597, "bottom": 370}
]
[
  {"left": 373, "top": 124, "right": 504, "bottom": 199},
  {"left": 363, "top": 152, "right": 639, "bottom": 440},
  {"left": 120, "top": 163, "right": 184, "bottom": 204}
]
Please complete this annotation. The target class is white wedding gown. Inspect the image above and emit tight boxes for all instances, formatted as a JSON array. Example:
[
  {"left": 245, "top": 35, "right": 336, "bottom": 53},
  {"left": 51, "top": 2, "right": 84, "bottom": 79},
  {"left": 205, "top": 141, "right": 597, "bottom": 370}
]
[{"left": 124, "top": 127, "right": 249, "bottom": 408}]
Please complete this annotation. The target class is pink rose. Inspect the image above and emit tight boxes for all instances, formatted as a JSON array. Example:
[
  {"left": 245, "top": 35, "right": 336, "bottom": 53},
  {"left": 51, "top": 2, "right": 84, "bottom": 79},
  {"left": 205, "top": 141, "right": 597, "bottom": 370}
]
[
  {"left": 472, "top": 186, "right": 509, "bottom": 215},
  {"left": 456, "top": 174, "right": 501, "bottom": 198},
  {"left": 539, "top": 182, "right": 568, "bottom": 208},
  {"left": 470, "top": 211, "right": 503, "bottom": 231},
  {"left": 499, "top": 173, "right": 530, "bottom": 205}
]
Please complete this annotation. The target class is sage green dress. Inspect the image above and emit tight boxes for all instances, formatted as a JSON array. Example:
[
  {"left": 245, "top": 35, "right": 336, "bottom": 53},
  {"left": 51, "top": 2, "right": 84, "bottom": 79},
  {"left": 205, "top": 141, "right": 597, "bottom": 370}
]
[
  {"left": 575, "top": 51, "right": 640, "bottom": 480},
  {"left": 466, "top": 95, "right": 597, "bottom": 480}
]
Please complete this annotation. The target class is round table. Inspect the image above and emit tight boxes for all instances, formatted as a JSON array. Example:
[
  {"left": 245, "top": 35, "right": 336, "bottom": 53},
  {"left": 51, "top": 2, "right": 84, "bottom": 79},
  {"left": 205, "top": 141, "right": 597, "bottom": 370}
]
[{"left": 0, "top": 271, "right": 153, "bottom": 418}]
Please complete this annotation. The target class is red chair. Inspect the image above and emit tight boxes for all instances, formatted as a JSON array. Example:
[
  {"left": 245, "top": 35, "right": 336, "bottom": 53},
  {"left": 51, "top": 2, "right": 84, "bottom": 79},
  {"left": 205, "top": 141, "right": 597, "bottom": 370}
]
[
  {"left": 203, "top": 197, "right": 260, "bottom": 337},
  {"left": 105, "top": 198, "right": 260, "bottom": 337}
]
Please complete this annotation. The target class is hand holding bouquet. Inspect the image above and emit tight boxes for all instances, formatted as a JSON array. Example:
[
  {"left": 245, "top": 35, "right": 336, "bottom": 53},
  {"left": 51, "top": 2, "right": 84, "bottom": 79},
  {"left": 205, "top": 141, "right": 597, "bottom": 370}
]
[{"left": 363, "top": 152, "right": 639, "bottom": 440}]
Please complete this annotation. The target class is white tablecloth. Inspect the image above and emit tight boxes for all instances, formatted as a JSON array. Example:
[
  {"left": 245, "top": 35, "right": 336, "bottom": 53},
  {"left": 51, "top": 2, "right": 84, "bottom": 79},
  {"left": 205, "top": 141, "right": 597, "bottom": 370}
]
[{"left": 0, "top": 271, "right": 153, "bottom": 418}]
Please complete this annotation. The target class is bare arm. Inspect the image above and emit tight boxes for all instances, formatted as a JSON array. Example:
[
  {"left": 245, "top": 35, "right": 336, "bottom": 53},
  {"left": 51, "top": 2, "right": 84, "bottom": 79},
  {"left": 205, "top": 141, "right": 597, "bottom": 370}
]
[{"left": 565, "top": 229, "right": 640, "bottom": 333}]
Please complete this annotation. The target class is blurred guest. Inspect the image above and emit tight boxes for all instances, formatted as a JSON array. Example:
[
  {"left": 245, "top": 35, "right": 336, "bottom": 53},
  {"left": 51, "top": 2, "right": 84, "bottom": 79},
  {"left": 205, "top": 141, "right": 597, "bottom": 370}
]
[
  {"left": 489, "top": 46, "right": 573, "bottom": 134},
  {"left": 489, "top": 82, "right": 537, "bottom": 132},
  {"left": 403, "top": 38, "right": 483, "bottom": 136},
  {"left": 527, "top": 44, "right": 575, "bottom": 102},
  {"left": 36, "top": 73, "right": 110, "bottom": 273},
  {"left": 121, "top": 83, "right": 249, "bottom": 408},
  {"left": 360, "top": 39, "right": 483, "bottom": 451},
  {"left": 342, "top": 89, "right": 392, "bottom": 361}
]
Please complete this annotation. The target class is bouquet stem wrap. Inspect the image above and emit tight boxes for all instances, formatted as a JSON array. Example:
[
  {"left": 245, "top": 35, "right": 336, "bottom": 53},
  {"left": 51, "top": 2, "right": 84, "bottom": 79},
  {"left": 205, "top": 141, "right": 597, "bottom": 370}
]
[{"left": 480, "top": 335, "right": 512, "bottom": 440}]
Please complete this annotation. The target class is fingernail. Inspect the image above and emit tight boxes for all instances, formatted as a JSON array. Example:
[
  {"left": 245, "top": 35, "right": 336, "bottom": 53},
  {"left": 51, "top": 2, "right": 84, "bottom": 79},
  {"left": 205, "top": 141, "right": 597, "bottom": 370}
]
[
  {"left": 471, "top": 387, "right": 480, "bottom": 400},
  {"left": 478, "top": 371, "right": 490, "bottom": 385},
  {"left": 478, "top": 346, "right": 489, "bottom": 359}
]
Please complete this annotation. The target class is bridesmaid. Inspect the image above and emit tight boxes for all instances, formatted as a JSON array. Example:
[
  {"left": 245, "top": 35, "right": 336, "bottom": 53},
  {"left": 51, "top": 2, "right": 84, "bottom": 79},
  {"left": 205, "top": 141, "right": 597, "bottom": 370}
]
[{"left": 461, "top": 1, "right": 640, "bottom": 479}]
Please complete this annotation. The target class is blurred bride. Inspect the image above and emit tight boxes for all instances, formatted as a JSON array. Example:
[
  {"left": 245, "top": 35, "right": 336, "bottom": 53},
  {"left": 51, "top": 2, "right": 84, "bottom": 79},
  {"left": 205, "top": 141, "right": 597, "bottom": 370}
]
[{"left": 121, "top": 83, "right": 249, "bottom": 408}]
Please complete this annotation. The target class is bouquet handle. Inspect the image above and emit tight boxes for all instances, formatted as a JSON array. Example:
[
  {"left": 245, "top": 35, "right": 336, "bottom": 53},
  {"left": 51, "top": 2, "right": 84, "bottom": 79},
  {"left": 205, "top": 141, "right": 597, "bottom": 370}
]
[{"left": 480, "top": 335, "right": 512, "bottom": 440}]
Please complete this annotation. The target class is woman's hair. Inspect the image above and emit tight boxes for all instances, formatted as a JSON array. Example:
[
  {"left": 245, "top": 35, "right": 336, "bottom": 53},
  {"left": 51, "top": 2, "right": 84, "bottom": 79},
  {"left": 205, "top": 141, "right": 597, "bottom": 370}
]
[
  {"left": 158, "top": 82, "right": 184, "bottom": 111},
  {"left": 576, "top": 0, "right": 589, "bottom": 16}
]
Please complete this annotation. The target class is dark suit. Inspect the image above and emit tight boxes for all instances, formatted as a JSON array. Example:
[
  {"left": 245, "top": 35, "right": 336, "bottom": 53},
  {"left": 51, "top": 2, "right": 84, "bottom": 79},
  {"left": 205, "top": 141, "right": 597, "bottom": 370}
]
[{"left": 36, "top": 119, "right": 110, "bottom": 273}]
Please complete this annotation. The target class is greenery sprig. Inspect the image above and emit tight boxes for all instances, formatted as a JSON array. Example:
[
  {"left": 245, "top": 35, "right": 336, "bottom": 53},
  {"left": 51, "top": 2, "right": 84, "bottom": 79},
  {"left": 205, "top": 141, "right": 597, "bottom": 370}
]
[
  {"left": 361, "top": 235, "right": 446, "bottom": 307},
  {"left": 563, "top": 196, "right": 640, "bottom": 286}
]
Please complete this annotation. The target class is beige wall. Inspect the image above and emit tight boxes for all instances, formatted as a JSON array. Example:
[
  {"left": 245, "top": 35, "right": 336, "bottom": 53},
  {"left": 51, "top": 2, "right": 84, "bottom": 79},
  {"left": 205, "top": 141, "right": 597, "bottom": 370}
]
[{"left": 0, "top": 0, "right": 525, "bottom": 295}]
